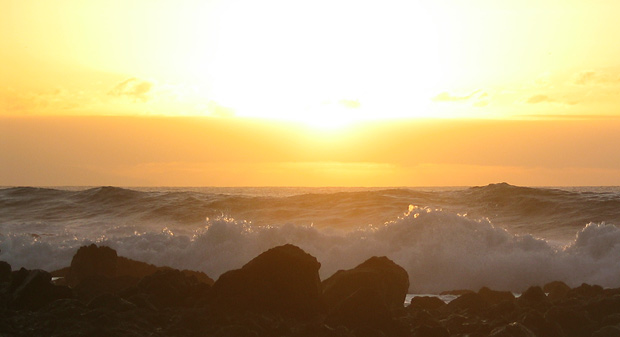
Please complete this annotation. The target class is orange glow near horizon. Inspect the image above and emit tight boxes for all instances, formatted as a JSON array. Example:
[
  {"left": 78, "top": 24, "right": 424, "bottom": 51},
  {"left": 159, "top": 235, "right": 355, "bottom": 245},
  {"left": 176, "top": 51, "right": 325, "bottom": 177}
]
[
  {"left": 2, "top": 116, "right": 620, "bottom": 187},
  {"left": 2, "top": 1, "right": 620, "bottom": 186}
]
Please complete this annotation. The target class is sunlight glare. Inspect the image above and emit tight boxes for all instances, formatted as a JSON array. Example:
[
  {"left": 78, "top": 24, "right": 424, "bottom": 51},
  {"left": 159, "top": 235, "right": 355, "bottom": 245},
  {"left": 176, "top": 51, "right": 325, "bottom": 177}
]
[{"left": 193, "top": 0, "right": 445, "bottom": 126}]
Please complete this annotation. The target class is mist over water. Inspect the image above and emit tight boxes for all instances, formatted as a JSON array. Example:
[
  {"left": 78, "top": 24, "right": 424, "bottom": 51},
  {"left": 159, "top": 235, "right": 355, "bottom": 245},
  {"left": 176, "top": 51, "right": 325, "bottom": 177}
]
[{"left": 1, "top": 183, "right": 620, "bottom": 293}]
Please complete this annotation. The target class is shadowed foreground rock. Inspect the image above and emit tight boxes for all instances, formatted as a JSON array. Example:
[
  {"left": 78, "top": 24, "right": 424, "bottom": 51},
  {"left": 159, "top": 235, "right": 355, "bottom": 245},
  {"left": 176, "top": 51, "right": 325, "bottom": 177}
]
[
  {"left": 4, "top": 244, "right": 620, "bottom": 336},
  {"left": 207, "top": 244, "right": 323, "bottom": 320},
  {"left": 8, "top": 268, "right": 72, "bottom": 310},
  {"left": 322, "top": 256, "right": 409, "bottom": 334},
  {"left": 322, "top": 256, "right": 409, "bottom": 311},
  {"left": 52, "top": 244, "right": 214, "bottom": 302},
  {"left": 403, "top": 282, "right": 620, "bottom": 337}
]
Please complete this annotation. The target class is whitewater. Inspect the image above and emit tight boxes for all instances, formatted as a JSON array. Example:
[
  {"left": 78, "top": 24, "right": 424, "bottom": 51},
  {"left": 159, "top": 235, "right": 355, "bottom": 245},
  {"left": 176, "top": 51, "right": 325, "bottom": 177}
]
[{"left": 2, "top": 183, "right": 620, "bottom": 294}]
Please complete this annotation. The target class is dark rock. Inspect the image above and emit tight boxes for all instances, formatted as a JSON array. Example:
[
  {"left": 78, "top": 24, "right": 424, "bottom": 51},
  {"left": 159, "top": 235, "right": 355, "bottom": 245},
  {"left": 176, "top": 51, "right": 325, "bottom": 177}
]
[
  {"left": 322, "top": 256, "right": 409, "bottom": 311},
  {"left": 57, "top": 244, "right": 214, "bottom": 304},
  {"left": 479, "top": 287, "right": 515, "bottom": 305},
  {"left": 9, "top": 268, "right": 72, "bottom": 310},
  {"left": 544, "top": 281, "right": 571, "bottom": 301},
  {"left": 67, "top": 244, "right": 118, "bottom": 287},
  {"left": 213, "top": 325, "right": 259, "bottom": 337},
  {"left": 87, "top": 293, "right": 136, "bottom": 311},
  {"left": 352, "top": 327, "right": 387, "bottom": 337},
  {"left": 59, "top": 244, "right": 213, "bottom": 288},
  {"left": 325, "top": 287, "right": 392, "bottom": 331},
  {"left": 592, "top": 325, "right": 620, "bottom": 337},
  {"left": 602, "top": 313, "right": 620, "bottom": 326},
  {"left": 413, "top": 324, "right": 450, "bottom": 337},
  {"left": 488, "top": 299, "right": 518, "bottom": 321},
  {"left": 586, "top": 294, "right": 620, "bottom": 322},
  {"left": 545, "top": 305, "right": 595, "bottom": 337},
  {"left": 179, "top": 269, "right": 214, "bottom": 286},
  {"left": 408, "top": 296, "right": 446, "bottom": 311},
  {"left": 489, "top": 322, "right": 536, "bottom": 337},
  {"left": 72, "top": 274, "right": 137, "bottom": 302},
  {"left": 116, "top": 256, "right": 158, "bottom": 280},
  {"left": 569, "top": 283, "right": 605, "bottom": 299},
  {"left": 8, "top": 267, "right": 29, "bottom": 293},
  {"left": 0, "top": 261, "right": 11, "bottom": 283},
  {"left": 117, "top": 256, "right": 214, "bottom": 285},
  {"left": 442, "top": 314, "right": 483, "bottom": 335},
  {"left": 518, "top": 286, "right": 548, "bottom": 306},
  {"left": 139, "top": 270, "right": 186, "bottom": 308},
  {"left": 137, "top": 268, "right": 210, "bottom": 308},
  {"left": 125, "top": 293, "right": 157, "bottom": 310},
  {"left": 521, "top": 309, "right": 562, "bottom": 337},
  {"left": 39, "top": 298, "right": 88, "bottom": 318},
  {"left": 445, "top": 292, "right": 489, "bottom": 313},
  {"left": 208, "top": 244, "right": 322, "bottom": 319},
  {"left": 410, "top": 309, "right": 442, "bottom": 328}
]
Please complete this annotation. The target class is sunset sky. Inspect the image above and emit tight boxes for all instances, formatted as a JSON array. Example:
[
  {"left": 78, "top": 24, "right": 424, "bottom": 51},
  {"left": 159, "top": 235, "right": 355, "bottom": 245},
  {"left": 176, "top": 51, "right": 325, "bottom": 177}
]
[{"left": 2, "top": 0, "right": 620, "bottom": 186}]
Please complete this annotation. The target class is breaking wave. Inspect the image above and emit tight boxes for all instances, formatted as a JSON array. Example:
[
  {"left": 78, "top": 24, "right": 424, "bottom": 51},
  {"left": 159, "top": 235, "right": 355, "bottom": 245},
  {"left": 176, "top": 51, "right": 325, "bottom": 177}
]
[{"left": 2, "top": 203, "right": 620, "bottom": 293}]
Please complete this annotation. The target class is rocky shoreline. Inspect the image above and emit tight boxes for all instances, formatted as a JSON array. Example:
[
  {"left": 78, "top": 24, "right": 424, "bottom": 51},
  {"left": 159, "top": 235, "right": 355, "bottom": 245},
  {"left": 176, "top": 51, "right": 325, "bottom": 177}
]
[{"left": 1, "top": 244, "right": 620, "bottom": 337}]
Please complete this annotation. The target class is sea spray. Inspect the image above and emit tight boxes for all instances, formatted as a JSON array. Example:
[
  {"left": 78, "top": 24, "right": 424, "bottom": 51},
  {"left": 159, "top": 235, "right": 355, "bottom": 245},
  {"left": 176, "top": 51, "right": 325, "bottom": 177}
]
[{"left": 3, "top": 203, "right": 620, "bottom": 293}]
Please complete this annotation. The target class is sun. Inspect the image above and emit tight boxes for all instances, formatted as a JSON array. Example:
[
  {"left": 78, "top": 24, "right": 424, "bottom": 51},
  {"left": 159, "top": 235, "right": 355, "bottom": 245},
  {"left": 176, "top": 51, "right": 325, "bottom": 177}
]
[{"left": 181, "top": 0, "right": 446, "bottom": 128}]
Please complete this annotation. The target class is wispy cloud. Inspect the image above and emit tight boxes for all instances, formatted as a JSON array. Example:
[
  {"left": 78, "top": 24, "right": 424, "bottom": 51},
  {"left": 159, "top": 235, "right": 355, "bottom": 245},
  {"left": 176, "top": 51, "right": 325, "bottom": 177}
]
[
  {"left": 1, "top": 87, "right": 93, "bottom": 115},
  {"left": 572, "top": 70, "right": 620, "bottom": 86},
  {"left": 525, "top": 94, "right": 554, "bottom": 104},
  {"left": 473, "top": 100, "right": 489, "bottom": 107},
  {"left": 338, "top": 99, "right": 361, "bottom": 109},
  {"left": 432, "top": 90, "right": 481, "bottom": 102},
  {"left": 108, "top": 78, "right": 153, "bottom": 102},
  {"left": 432, "top": 90, "right": 489, "bottom": 108},
  {"left": 523, "top": 93, "right": 579, "bottom": 106}
]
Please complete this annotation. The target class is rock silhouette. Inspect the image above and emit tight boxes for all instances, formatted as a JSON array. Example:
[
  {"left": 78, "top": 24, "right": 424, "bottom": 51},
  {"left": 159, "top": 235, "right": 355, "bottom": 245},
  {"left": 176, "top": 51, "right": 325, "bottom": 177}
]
[
  {"left": 207, "top": 244, "right": 323, "bottom": 319},
  {"left": 321, "top": 256, "right": 409, "bottom": 334},
  {"left": 2, "top": 244, "right": 620, "bottom": 336},
  {"left": 322, "top": 256, "right": 409, "bottom": 311}
]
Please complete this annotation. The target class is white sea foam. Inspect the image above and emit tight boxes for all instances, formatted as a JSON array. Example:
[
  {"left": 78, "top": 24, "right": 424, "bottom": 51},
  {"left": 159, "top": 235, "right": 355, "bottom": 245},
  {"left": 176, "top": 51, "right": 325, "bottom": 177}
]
[{"left": 2, "top": 206, "right": 620, "bottom": 293}]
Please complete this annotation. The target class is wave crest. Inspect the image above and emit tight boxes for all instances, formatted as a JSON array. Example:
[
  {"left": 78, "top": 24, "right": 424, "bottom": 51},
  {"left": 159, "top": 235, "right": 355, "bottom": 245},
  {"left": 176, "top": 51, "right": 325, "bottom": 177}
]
[{"left": 3, "top": 206, "right": 620, "bottom": 293}]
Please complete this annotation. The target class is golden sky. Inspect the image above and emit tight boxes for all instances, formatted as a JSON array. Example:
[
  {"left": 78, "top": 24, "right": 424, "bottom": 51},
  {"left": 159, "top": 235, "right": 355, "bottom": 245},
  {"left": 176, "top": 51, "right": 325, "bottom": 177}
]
[{"left": 2, "top": 0, "right": 620, "bottom": 186}]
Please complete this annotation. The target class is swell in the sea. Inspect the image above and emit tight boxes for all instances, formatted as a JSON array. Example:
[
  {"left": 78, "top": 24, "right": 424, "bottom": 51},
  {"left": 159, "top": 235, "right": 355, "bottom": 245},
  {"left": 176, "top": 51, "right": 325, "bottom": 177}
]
[{"left": 1, "top": 183, "right": 620, "bottom": 293}]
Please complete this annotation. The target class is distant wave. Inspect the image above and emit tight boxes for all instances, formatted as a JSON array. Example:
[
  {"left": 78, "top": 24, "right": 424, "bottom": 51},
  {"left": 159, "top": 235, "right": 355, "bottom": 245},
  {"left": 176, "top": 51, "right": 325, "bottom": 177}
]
[{"left": 2, "top": 183, "right": 619, "bottom": 237}]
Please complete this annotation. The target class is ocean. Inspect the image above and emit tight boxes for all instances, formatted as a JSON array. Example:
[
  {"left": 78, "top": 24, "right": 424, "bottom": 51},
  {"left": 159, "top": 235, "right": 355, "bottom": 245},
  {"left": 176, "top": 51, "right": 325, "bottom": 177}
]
[{"left": 1, "top": 183, "right": 620, "bottom": 294}]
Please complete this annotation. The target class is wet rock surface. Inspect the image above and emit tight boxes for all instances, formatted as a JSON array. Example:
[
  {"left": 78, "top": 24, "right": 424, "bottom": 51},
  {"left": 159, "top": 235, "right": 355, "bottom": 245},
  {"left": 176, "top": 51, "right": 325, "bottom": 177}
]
[
  {"left": 322, "top": 256, "right": 409, "bottom": 311},
  {"left": 2, "top": 244, "right": 620, "bottom": 336},
  {"left": 208, "top": 244, "right": 322, "bottom": 320}
]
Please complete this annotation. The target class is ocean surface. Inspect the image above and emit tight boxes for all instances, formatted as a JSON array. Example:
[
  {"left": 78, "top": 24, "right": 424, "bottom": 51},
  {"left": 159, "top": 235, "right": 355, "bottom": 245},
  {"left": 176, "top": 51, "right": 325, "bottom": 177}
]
[{"left": 1, "top": 183, "right": 620, "bottom": 294}]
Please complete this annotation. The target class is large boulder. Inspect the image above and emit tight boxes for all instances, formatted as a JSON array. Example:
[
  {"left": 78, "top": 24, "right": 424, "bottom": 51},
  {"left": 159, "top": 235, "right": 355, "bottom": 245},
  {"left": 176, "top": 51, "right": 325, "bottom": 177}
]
[
  {"left": 445, "top": 292, "right": 489, "bottom": 313},
  {"left": 0, "top": 261, "right": 11, "bottom": 305},
  {"left": 0, "top": 261, "right": 11, "bottom": 283},
  {"left": 208, "top": 244, "right": 322, "bottom": 319},
  {"left": 65, "top": 244, "right": 118, "bottom": 287},
  {"left": 56, "top": 244, "right": 214, "bottom": 301},
  {"left": 322, "top": 256, "right": 409, "bottom": 311},
  {"left": 478, "top": 287, "right": 515, "bottom": 306},
  {"left": 9, "top": 268, "right": 72, "bottom": 310},
  {"left": 518, "top": 286, "right": 548, "bottom": 307},
  {"left": 321, "top": 256, "right": 409, "bottom": 333},
  {"left": 324, "top": 287, "right": 393, "bottom": 330},
  {"left": 408, "top": 296, "right": 446, "bottom": 311},
  {"left": 136, "top": 268, "right": 211, "bottom": 308},
  {"left": 569, "top": 283, "right": 604, "bottom": 299},
  {"left": 545, "top": 305, "right": 595, "bottom": 337},
  {"left": 544, "top": 281, "right": 571, "bottom": 301}
]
